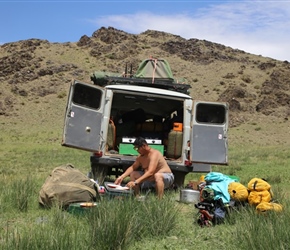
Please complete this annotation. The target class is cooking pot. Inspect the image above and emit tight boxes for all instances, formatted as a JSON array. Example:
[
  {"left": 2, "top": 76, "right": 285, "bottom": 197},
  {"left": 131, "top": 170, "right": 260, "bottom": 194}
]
[{"left": 179, "top": 189, "right": 200, "bottom": 204}]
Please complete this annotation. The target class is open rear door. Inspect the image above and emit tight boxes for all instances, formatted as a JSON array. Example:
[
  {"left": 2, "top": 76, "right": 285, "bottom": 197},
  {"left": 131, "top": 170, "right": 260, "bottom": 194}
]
[
  {"left": 62, "top": 80, "right": 104, "bottom": 152},
  {"left": 190, "top": 101, "right": 229, "bottom": 165}
]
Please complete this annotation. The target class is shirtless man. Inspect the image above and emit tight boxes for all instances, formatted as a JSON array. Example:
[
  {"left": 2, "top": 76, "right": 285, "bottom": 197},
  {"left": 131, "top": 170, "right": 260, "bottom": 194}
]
[{"left": 114, "top": 137, "right": 174, "bottom": 199}]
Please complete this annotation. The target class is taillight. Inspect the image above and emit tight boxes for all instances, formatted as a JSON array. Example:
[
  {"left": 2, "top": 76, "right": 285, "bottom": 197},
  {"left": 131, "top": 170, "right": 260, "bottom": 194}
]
[
  {"left": 93, "top": 151, "right": 103, "bottom": 157},
  {"left": 184, "top": 160, "right": 192, "bottom": 166}
]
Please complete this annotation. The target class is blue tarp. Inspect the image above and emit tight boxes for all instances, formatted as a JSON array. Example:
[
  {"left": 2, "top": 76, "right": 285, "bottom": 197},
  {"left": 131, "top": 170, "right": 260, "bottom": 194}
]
[{"left": 205, "top": 172, "right": 237, "bottom": 204}]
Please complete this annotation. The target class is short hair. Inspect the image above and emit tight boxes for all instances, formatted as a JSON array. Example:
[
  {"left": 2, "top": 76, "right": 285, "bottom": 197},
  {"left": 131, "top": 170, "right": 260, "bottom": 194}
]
[{"left": 133, "top": 137, "right": 147, "bottom": 147}]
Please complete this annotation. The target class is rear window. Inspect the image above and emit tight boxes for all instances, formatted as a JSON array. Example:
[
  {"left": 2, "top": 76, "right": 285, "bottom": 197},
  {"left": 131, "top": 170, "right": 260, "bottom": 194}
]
[
  {"left": 72, "top": 83, "right": 102, "bottom": 110},
  {"left": 195, "top": 103, "right": 226, "bottom": 124}
]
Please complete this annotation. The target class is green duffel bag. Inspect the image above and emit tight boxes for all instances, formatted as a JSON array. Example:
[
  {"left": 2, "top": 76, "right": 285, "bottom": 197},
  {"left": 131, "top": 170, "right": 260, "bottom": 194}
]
[
  {"left": 90, "top": 71, "right": 122, "bottom": 86},
  {"left": 39, "top": 164, "right": 100, "bottom": 209}
]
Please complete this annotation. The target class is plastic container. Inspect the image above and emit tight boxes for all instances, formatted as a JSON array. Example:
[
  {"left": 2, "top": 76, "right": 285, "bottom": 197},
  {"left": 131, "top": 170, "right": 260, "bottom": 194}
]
[
  {"left": 166, "top": 130, "right": 183, "bottom": 158},
  {"left": 104, "top": 182, "right": 133, "bottom": 199},
  {"left": 119, "top": 143, "right": 164, "bottom": 155},
  {"left": 173, "top": 122, "right": 183, "bottom": 132},
  {"left": 67, "top": 202, "right": 97, "bottom": 215},
  {"left": 107, "top": 120, "right": 116, "bottom": 149}
]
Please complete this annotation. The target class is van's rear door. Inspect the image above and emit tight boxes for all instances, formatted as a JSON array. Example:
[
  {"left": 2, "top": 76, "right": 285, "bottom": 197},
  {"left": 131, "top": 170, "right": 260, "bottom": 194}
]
[
  {"left": 190, "top": 101, "right": 229, "bottom": 165},
  {"left": 62, "top": 80, "right": 104, "bottom": 152}
]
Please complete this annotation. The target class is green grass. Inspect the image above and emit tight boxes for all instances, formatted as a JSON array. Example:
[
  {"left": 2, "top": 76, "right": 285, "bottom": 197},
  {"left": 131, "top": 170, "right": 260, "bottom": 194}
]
[
  {"left": 233, "top": 204, "right": 290, "bottom": 250},
  {"left": 0, "top": 125, "right": 290, "bottom": 249}
]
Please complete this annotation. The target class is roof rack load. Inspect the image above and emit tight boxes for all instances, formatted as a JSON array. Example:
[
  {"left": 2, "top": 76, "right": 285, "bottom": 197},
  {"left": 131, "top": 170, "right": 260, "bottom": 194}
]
[{"left": 90, "top": 58, "right": 191, "bottom": 94}]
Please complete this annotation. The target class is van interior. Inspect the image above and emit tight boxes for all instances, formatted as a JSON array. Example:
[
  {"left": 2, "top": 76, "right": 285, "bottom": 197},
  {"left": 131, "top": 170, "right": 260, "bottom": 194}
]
[{"left": 107, "top": 91, "right": 184, "bottom": 159}]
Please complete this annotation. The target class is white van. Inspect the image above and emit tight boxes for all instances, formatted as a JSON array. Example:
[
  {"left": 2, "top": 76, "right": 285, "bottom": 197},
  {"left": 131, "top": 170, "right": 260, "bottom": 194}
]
[{"left": 61, "top": 59, "right": 229, "bottom": 187}]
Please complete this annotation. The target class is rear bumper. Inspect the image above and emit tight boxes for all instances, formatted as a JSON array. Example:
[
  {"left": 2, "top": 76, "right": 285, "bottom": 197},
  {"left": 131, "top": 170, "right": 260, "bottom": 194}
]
[{"left": 90, "top": 156, "right": 193, "bottom": 173}]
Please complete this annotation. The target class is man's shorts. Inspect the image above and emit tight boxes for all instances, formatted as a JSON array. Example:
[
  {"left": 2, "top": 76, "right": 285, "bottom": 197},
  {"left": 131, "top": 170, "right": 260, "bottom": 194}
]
[{"left": 139, "top": 172, "right": 174, "bottom": 189}]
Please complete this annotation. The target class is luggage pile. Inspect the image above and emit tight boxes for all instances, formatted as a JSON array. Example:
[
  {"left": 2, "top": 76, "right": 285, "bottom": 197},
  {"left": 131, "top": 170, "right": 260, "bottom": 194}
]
[
  {"left": 90, "top": 58, "right": 191, "bottom": 94},
  {"left": 194, "top": 172, "right": 283, "bottom": 227}
]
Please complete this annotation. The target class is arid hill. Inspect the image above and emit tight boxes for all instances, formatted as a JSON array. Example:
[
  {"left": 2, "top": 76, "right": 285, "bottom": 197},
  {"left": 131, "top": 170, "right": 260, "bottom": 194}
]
[{"left": 0, "top": 27, "right": 289, "bottom": 146}]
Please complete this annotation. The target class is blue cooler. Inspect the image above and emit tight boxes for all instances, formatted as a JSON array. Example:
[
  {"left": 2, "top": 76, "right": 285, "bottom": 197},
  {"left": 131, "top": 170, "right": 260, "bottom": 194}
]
[{"left": 104, "top": 182, "right": 134, "bottom": 199}]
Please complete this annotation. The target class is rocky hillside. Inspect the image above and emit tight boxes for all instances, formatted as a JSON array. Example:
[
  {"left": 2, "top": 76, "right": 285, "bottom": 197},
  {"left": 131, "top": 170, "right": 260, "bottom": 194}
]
[{"left": 1, "top": 27, "right": 289, "bottom": 145}]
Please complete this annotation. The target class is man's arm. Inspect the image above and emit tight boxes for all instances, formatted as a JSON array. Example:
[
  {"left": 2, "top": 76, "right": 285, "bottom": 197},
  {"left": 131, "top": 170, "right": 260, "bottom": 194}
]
[{"left": 114, "top": 159, "right": 140, "bottom": 185}]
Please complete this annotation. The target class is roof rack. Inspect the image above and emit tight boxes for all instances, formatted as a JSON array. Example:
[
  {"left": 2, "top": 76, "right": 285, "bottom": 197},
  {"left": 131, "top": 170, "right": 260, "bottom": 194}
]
[{"left": 90, "top": 75, "right": 191, "bottom": 94}]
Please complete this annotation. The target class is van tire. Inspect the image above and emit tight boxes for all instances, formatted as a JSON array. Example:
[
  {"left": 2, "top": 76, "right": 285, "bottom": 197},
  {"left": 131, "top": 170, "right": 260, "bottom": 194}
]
[
  {"left": 172, "top": 171, "right": 186, "bottom": 188},
  {"left": 92, "top": 165, "right": 108, "bottom": 185}
]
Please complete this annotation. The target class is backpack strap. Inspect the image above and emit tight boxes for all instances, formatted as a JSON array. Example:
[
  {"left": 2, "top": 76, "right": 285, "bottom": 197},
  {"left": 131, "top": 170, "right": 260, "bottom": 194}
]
[{"left": 253, "top": 180, "right": 258, "bottom": 191}]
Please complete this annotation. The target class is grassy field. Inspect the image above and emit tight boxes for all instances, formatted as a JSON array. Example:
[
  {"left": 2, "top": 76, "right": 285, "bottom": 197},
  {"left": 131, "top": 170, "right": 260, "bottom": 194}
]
[
  {"left": 1, "top": 30, "right": 290, "bottom": 249},
  {"left": 0, "top": 120, "right": 290, "bottom": 249}
]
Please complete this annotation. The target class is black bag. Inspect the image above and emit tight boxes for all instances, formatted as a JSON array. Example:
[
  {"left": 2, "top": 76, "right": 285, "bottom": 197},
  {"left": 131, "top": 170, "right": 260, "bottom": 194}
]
[{"left": 195, "top": 198, "right": 229, "bottom": 227}]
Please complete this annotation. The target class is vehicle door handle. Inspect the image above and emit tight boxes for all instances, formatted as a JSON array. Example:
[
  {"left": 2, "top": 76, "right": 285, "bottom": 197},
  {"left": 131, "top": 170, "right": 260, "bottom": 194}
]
[{"left": 68, "top": 110, "right": 75, "bottom": 118}]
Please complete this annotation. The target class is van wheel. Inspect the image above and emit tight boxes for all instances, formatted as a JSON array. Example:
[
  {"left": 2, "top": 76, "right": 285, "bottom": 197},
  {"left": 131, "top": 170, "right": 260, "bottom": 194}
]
[
  {"left": 91, "top": 165, "right": 108, "bottom": 185},
  {"left": 172, "top": 171, "right": 186, "bottom": 188}
]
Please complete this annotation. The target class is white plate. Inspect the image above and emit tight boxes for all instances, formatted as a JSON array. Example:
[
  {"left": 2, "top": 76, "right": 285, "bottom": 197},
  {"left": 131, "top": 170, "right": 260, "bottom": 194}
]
[
  {"left": 107, "top": 183, "right": 120, "bottom": 188},
  {"left": 107, "top": 183, "right": 129, "bottom": 190}
]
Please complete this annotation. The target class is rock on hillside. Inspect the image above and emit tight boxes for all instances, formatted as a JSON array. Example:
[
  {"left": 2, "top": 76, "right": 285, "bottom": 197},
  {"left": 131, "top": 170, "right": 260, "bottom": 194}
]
[{"left": 0, "top": 26, "right": 290, "bottom": 129}]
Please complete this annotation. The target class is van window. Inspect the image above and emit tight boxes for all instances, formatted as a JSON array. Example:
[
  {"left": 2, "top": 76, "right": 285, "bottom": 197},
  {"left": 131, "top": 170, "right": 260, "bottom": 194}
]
[
  {"left": 72, "top": 83, "right": 102, "bottom": 110},
  {"left": 195, "top": 103, "right": 225, "bottom": 124}
]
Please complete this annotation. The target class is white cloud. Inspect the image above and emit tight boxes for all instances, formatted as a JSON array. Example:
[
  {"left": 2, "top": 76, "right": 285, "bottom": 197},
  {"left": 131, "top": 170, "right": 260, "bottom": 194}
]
[{"left": 91, "top": 1, "right": 290, "bottom": 61}]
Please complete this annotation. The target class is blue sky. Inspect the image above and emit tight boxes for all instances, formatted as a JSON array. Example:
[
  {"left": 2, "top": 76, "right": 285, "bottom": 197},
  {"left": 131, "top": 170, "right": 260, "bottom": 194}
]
[{"left": 1, "top": 0, "right": 290, "bottom": 61}]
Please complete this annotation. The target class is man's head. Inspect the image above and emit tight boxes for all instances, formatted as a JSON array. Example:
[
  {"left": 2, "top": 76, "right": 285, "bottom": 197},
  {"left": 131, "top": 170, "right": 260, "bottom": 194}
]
[{"left": 133, "top": 137, "right": 148, "bottom": 151}]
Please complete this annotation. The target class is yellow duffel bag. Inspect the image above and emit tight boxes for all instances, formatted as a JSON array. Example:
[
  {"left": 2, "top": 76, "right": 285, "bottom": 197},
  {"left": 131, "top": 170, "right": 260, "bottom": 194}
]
[
  {"left": 256, "top": 202, "right": 283, "bottom": 213},
  {"left": 248, "top": 190, "right": 272, "bottom": 206},
  {"left": 228, "top": 182, "right": 249, "bottom": 202},
  {"left": 248, "top": 178, "right": 271, "bottom": 192}
]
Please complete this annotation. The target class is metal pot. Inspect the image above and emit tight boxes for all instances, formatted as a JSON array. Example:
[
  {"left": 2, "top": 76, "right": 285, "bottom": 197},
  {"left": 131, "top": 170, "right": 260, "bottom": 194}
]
[{"left": 179, "top": 189, "right": 200, "bottom": 204}]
